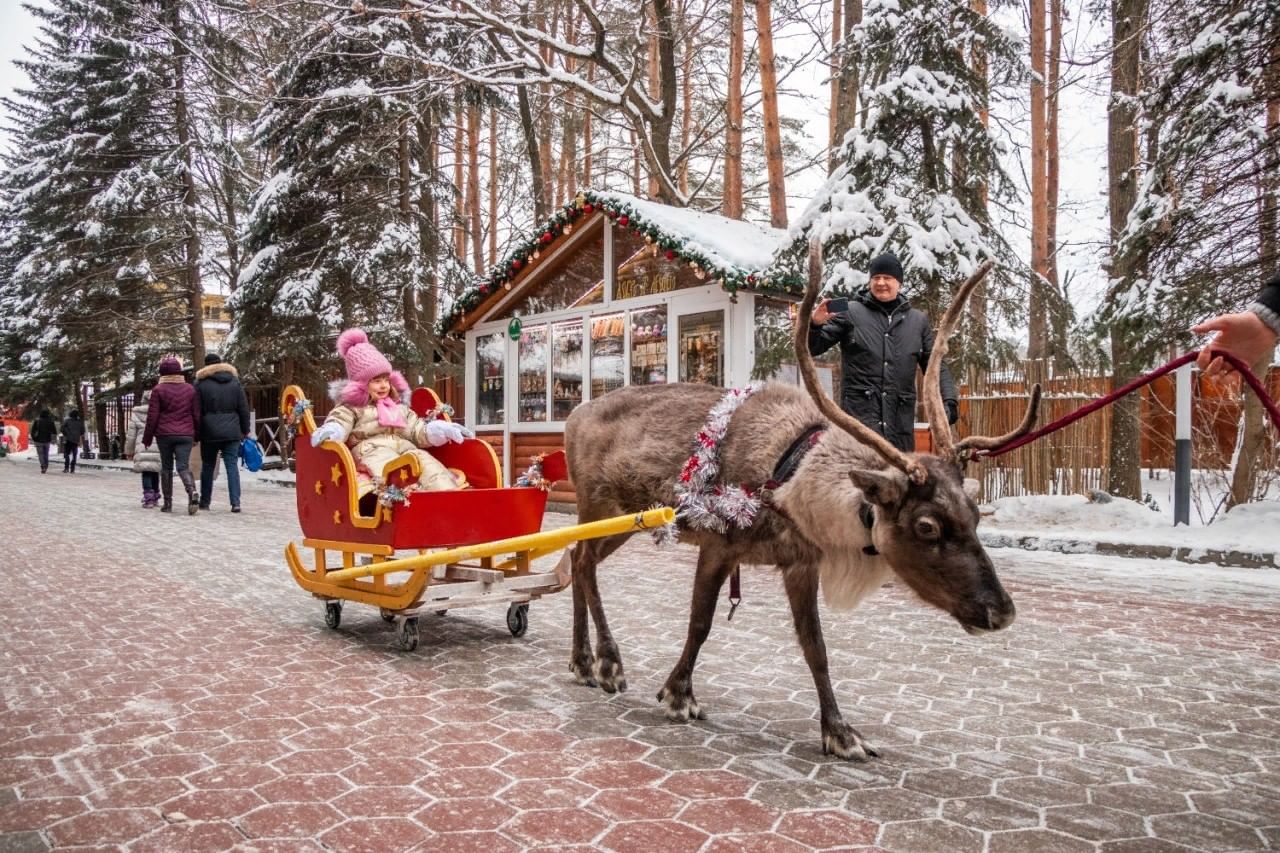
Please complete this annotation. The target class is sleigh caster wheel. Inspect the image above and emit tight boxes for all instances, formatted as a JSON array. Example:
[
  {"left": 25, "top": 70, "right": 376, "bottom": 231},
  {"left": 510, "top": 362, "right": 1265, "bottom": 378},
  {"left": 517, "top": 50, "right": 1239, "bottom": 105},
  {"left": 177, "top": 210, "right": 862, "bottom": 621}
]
[
  {"left": 396, "top": 617, "right": 420, "bottom": 652},
  {"left": 324, "top": 601, "right": 342, "bottom": 630},
  {"left": 506, "top": 603, "right": 529, "bottom": 638},
  {"left": 380, "top": 608, "right": 395, "bottom": 623}
]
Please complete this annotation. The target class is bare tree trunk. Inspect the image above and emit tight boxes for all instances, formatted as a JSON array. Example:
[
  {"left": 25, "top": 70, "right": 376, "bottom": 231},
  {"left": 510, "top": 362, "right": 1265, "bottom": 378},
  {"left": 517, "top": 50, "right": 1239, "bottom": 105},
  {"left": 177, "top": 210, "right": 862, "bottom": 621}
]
[
  {"left": 454, "top": 96, "right": 466, "bottom": 259},
  {"left": 468, "top": 103, "right": 483, "bottom": 273},
  {"left": 1048, "top": 0, "right": 1069, "bottom": 369},
  {"left": 560, "top": 4, "right": 578, "bottom": 201},
  {"left": 489, "top": 105, "right": 498, "bottom": 266},
  {"left": 648, "top": 2, "right": 661, "bottom": 199},
  {"left": 829, "top": 0, "right": 841, "bottom": 170},
  {"left": 583, "top": 64, "right": 594, "bottom": 186},
  {"left": 723, "top": 0, "right": 744, "bottom": 217},
  {"left": 416, "top": 118, "right": 440, "bottom": 335},
  {"left": 171, "top": 3, "right": 205, "bottom": 367},
  {"left": 756, "top": 0, "right": 787, "bottom": 228},
  {"left": 631, "top": 128, "right": 643, "bottom": 195},
  {"left": 832, "top": 0, "right": 860, "bottom": 173},
  {"left": 1028, "top": 0, "right": 1049, "bottom": 362},
  {"left": 679, "top": 0, "right": 694, "bottom": 197},
  {"left": 967, "top": 0, "right": 989, "bottom": 363},
  {"left": 1105, "top": 0, "right": 1150, "bottom": 501},
  {"left": 539, "top": 0, "right": 556, "bottom": 210},
  {"left": 398, "top": 118, "right": 425, "bottom": 372},
  {"left": 516, "top": 3, "right": 547, "bottom": 221}
]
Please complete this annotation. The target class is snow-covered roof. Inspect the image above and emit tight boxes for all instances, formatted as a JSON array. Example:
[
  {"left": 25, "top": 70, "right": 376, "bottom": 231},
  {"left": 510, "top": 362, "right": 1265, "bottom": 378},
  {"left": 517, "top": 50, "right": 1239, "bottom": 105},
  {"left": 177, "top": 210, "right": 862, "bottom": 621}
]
[
  {"left": 591, "top": 191, "right": 788, "bottom": 274},
  {"left": 442, "top": 190, "right": 804, "bottom": 334}
]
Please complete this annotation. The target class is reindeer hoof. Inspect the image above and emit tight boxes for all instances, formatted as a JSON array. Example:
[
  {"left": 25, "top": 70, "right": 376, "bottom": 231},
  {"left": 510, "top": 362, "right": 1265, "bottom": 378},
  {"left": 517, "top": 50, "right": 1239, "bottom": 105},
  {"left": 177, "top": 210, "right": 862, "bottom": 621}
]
[
  {"left": 593, "top": 657, "right": 627, "bottom": 693},
  {"left": 822, "top": 723, "right": 879, "bottom": 761},
  {"left": 657, "top": 685, "right": 705, "bottom": 722},
  {"left": 570, "top": 657, "right": 597, "bottom": 688}
]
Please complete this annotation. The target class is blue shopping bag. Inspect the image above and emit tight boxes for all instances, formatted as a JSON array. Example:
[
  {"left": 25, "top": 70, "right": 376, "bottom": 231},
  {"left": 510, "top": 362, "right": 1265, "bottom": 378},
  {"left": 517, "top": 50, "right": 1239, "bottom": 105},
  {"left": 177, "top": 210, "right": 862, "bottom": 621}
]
[{"left": 239, "top": 437, "right": 264, "bottom": 472}]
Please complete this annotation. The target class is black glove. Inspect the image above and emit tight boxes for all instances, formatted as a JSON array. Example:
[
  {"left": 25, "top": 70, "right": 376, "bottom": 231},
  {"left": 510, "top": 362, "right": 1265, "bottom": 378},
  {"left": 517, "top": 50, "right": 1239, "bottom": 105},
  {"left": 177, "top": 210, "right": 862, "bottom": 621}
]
[{"left": 945, "top": 400, "right": 959, "bottom": 425}]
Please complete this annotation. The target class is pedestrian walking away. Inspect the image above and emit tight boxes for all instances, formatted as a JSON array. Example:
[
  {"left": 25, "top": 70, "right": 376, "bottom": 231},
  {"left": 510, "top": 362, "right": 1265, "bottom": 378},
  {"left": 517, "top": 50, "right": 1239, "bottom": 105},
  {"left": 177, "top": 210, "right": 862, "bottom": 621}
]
[
  {"left": 142, "top": 356, "right": 201, "bottom": 514},
  {"left": 195, "top": 352, "right": 251, "bottom": 513},
  {"left": 60, "top": 410, "right": 85, "bottom": 473},
  {"left": 124, "top": 389, "right": 162, "bottom": 508},
  {"left": 30, "top": 409, "right": 57, "bottom": 473},
  {"left": 807, "top": 251, "right": 960, "bottom": 452}
]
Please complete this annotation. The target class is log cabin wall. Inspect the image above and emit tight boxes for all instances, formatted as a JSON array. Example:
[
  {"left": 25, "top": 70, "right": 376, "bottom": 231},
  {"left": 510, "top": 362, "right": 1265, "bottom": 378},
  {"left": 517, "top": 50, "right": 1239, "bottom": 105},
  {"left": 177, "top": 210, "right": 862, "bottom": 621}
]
[{"left": 512, "top": 432, "right": 577, "bottom": 504}]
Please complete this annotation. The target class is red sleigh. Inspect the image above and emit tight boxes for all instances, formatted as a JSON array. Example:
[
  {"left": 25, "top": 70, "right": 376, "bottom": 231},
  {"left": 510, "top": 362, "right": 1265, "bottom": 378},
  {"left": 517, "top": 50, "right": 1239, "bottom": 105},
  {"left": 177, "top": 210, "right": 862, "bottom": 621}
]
[{"left": 280, "top": 384, "right": 669, "bottom": 650}]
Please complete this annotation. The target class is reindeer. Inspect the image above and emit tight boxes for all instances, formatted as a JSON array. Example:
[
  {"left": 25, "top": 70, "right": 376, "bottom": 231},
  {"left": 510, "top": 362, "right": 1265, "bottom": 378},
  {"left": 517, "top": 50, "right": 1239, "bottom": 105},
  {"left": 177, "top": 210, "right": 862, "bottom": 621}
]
[{"left": 561, "top": 243, "right": 1041, "bottom": 759}]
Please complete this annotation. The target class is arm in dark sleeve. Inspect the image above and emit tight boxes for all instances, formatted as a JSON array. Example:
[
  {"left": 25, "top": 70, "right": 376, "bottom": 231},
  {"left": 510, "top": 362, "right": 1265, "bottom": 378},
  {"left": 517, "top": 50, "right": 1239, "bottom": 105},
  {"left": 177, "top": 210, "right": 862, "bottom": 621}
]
[
  {"left": 143, "top": 394, "right": 159, "bottom": 446},
  {"left": 1251, "top": 274, "right": 1280, "bottom": 337},
  {"left": 806, "top": 314, "right": 848, "bottom": 358},
  {"left": 191, "top": 388, "right": 202, "bottom": 437},
  {"left": 238, "top": 385, "right": 251, "bottom": 437},
  {"left": 919, "top": 321, "right": 959, "bottom": 404}
]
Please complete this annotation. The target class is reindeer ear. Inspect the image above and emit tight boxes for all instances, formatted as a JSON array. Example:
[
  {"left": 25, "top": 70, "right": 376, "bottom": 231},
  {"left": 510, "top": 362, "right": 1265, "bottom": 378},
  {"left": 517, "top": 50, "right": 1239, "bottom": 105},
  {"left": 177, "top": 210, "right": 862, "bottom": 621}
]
[{"left": 848, "top": 467, "right": 905, "bottom": 507}]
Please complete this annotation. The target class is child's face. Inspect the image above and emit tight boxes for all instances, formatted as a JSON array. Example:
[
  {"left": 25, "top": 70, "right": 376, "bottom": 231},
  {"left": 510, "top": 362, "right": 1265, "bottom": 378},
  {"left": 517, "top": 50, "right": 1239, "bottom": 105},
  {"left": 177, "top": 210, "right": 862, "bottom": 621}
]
[{"left": 368, "top": 375, "right": 392, "bottom": 400}]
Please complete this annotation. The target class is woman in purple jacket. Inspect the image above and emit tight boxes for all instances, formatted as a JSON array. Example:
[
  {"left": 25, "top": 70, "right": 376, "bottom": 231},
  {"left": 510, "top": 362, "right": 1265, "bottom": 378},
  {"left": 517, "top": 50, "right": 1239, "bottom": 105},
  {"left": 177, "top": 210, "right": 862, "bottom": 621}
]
[{"left": 143, "top": 356, "right": 202, "bottom": 514}]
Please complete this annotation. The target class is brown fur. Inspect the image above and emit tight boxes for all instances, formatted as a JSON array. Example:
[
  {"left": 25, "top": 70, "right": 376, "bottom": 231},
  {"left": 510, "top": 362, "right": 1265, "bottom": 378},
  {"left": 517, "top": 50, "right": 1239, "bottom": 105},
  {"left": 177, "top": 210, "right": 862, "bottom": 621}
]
[{"left": 562, "top": 246, "right": 1026, "bottom": 761}]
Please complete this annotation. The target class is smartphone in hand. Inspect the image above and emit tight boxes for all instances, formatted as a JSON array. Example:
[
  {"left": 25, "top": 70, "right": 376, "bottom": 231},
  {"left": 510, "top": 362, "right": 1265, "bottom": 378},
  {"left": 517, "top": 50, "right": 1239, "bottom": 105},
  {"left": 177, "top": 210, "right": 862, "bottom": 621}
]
[{"left": 826, "top": 297, "right": 849, "bottom": 314}]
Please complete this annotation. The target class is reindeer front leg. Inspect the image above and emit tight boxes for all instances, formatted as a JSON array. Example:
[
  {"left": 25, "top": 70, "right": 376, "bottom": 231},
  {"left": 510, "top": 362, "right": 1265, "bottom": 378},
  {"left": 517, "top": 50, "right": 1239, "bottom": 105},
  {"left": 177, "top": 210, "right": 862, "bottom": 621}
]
[
  {"left": 658, "top": 548, "right": 736, "bottom": 721},
  {"left": 782, "top": 563, "right": 880, "bottom": 761}
]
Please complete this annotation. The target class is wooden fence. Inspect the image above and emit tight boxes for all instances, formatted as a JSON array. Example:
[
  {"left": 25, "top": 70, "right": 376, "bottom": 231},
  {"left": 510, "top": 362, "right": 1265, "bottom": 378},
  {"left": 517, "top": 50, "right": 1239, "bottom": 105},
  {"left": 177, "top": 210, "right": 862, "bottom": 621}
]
[{"left": 957, "top": 361, "right": 1280, "bottom": 501}]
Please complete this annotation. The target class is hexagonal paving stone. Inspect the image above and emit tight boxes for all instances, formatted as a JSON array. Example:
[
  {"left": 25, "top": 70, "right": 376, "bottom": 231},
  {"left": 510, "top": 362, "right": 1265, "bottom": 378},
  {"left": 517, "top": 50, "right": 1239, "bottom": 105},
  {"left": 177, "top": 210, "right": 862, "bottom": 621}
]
[
  {"left": 237, "top": 802, "right": 345, "bottom": 839},
  {"left": 598, "top": 819, "right": 710, "bottom": 853},
  {"left": 1150, "top": 812, "right": 1267, "bottom": 850},
  {"left": 987, "top": 828, "right": 1099, "bottom": 853},
  {"left": 1190, "top": 786, "right": 1280, "bottom": 827},
  {"left": 1045, "top": 803, "right": 1148, "bottom": 841},
  {"left": 415, "top": 768, "right": 510, "bottom": 800},
  {"left": 902, "top": 768, "right": 991, "bottom": 799},
  {"left": 774, "top": 810, "right": 878, "bottom": 847},
  {"left": 319, "top": 817, "right": 431, "bottom": 852},
  {"left": 1091, "top": 783, "right": 1190, "bottom": 816},
  {"left": 574, "top": 760, "right": 667, "bottom": 790},
  {"left": 845, "top": 787, "right": 941, "bottom": 822},
  {"left": 996, "top": 775, "right": 1089, "bottom": 807},
  {"left": 677, "top": 798, "right": 780, "bottom": 835},
  {"left": 503, "top": 807, "right": 609, "bottom": 846},
  {"left": 415, "top": 797, "right": 516, "bottom": 832},
  {"left": 879, "top": 818, "right": 984, "bottom": 852},
  {"left": 941, "top": 796, "right": 1041, "bottom": 832},
  {"left": 588, "top": 788, "right": 686, "bottom": 821},
  {"left": 658, "top": 769, "right": 753, "bottom": 800}
]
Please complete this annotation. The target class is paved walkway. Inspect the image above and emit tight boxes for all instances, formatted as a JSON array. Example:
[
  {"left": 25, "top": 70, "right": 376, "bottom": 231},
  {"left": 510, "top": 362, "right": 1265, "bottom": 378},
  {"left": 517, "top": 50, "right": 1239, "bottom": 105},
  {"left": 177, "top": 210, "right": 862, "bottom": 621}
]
[{"left": 1, "top": 460, "right": 1278, "bottom": 851}]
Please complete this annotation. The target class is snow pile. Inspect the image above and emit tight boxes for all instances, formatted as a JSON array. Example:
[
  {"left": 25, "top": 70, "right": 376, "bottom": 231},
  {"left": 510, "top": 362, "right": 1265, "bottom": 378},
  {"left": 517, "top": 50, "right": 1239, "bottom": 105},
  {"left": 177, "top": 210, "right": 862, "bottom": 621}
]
[
  {"left": 984, "top": 493, "right": 1280, "bottom": 557},
  {"left": 592, "top": 191, "right": 787, "bottom": 273}
]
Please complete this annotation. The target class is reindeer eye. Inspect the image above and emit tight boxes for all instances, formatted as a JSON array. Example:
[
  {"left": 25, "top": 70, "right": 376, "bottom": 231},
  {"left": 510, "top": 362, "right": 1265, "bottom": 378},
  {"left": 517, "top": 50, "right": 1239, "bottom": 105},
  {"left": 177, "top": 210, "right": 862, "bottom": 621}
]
[{"left": 914, "top": 517, "right": 941, "bottom": 540}]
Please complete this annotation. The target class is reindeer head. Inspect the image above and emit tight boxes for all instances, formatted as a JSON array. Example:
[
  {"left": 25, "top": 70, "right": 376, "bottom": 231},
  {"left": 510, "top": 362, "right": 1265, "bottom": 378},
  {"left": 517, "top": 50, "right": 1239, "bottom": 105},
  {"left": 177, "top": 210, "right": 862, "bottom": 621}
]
[{"left": 794, "top": 241, "right": 1040, "bottom": 634}]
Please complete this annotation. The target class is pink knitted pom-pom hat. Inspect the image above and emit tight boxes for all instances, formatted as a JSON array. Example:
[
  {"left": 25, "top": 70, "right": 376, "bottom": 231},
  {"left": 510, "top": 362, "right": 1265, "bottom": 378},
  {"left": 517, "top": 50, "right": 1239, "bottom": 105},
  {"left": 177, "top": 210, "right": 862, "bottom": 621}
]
[{"left": 335, "top": 328, "right": 408, "bottom": 406}]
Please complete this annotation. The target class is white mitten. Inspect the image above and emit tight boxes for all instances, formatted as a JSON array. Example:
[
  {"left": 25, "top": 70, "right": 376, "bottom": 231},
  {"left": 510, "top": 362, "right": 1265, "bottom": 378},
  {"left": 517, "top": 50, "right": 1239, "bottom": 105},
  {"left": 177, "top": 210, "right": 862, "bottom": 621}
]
[
  {"left": 425, "top": 419, "right": 471, "bottom": 447},
  {"left": 310, "top": 421, "right": 347, "bottom": 447}
]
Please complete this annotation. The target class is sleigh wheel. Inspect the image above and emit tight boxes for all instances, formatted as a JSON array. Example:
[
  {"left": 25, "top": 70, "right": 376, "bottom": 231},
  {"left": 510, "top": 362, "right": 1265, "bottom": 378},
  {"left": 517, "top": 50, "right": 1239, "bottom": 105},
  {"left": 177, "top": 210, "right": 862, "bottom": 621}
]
[
  {"left": 506, "top": 603, "right": 529, "bottom": 638},
  {"left": 380, "top": 609, "right": 395, "bottom": 623},
  {"left": 324, "top": 601, "right": 342, "bottom": 630},
  {"left": 396, "top": 617, "right": 420, "bottom": 651}
]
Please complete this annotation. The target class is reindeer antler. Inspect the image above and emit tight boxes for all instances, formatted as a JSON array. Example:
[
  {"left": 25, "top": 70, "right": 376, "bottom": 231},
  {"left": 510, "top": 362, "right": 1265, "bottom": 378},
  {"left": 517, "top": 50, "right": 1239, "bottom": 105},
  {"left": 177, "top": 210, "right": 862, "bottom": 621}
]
[
  {"left": 795, "top": 240, "right": 928, "bottom": 485},
  {"left": 955, "top": 384, "right": 1043, "bottom": 458},
  {"left": 921, "top": 260, "right": 995, "bottom": 462}
]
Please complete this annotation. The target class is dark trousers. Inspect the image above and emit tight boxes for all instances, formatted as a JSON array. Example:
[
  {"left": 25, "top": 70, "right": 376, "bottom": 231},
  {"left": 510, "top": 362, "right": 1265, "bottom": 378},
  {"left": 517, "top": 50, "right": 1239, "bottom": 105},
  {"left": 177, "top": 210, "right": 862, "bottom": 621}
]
[
  {"left": 141, "top": 471, "right": 159, "bottom": 492},
  {"left": 35, "top": 442, "right": 50, "bottom": 471},
  {"left": 156, "top": 435, "right": 194, "bottom": 502},
  {"left": 200, "top": 440, "right": 242, "bottom": 508},
  {"left": 62, "top": 442, "right": 78, "bottom": 471}
]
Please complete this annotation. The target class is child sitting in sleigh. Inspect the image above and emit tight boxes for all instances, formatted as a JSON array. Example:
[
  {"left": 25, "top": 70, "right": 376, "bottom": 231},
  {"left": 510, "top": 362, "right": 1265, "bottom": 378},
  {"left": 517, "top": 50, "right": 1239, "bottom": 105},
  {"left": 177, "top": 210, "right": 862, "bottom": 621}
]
[{"left": 311, "top": 328, "right": 469, "bottom": 497}]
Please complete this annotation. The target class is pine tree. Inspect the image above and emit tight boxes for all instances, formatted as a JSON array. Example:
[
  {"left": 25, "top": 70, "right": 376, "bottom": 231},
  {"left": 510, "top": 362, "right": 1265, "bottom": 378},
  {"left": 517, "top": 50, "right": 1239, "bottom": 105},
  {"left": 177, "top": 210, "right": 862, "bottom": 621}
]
[
  {"left": 0, "top": 0, "right": 194, "bottom": 398},
  {"left": 230, "top": 8, "right": 483, "bottom": 380},
  {"left": 774, "top": 0, "right": 1025, "bottom": 370}
]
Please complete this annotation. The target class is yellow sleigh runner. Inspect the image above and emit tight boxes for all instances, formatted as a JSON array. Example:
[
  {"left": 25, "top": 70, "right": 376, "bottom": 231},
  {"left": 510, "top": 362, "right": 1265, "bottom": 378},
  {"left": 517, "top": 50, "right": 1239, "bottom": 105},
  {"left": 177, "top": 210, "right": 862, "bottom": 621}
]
[{"left": 281, "top": 385, "right": 671, "bottom": 650}]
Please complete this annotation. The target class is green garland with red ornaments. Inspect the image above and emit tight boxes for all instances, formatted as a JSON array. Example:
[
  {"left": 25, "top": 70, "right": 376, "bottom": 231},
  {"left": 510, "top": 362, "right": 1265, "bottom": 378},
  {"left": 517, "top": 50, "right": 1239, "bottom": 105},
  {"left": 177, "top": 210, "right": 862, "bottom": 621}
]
[{"left": 440, "top": 190, "right": 804, "bottom": 334}]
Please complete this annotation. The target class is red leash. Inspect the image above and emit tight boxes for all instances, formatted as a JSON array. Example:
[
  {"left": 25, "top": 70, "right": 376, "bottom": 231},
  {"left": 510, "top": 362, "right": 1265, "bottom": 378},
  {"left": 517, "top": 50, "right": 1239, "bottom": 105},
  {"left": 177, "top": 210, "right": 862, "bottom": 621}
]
[{"left": 980, "top": 349, "right": 1280, "bottom": 459}]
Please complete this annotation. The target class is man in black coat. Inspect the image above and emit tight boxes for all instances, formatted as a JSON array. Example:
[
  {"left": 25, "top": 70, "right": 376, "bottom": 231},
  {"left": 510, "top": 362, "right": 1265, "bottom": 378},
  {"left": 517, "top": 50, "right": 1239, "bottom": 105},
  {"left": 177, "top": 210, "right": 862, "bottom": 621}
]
[
  {"left": 195, "top": 352, "right": 251, "bottom": 512},
  {"left": 807, "top": 252, "right": 959, "bottom": 453},
  {"left": 60, "top": 410, "right": 85, "bottom": 473}
]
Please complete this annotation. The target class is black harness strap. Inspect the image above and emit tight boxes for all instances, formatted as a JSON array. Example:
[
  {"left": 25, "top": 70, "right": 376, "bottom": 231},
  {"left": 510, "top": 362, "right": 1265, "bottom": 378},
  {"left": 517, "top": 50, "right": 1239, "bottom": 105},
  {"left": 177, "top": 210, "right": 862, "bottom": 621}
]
[{"left": 726, "top": 425, "right": 827, "bottom": 621}]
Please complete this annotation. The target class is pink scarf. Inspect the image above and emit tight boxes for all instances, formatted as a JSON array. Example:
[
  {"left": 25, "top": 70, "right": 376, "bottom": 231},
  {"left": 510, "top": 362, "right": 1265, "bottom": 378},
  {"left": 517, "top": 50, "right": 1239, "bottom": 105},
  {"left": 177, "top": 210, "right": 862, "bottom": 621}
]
[{"left": 375, "top": 395, "right": 406, "bottom": 428}]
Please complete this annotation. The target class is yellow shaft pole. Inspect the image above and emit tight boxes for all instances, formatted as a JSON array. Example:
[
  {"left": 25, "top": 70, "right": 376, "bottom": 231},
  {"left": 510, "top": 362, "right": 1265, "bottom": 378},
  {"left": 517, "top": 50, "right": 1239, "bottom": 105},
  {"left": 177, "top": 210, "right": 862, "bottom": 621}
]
[{"left": 323, "top": 507, "right": 674, "bottom": 582}]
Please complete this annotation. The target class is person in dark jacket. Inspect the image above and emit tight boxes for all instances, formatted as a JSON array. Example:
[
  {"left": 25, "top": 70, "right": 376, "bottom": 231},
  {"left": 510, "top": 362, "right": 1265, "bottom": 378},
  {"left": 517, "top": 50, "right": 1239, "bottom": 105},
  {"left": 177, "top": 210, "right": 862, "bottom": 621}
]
[
  {"left": 1195, "top": 272, "right": 1280, "bottom": 378},
  {"left": 60, "top": 410, "right": 85, "bottom": 473},
  {"left": 195, "top": 352, "right": 251, "bottom": 512},
  {"left": 30, "top": 409, "right": 57, "bottom": 473},
  {"left": 143, "top": 356, "right": 201, "bottom": 514},
  {"left": 807, "top": 252, "right": 959, "bottom": 453}
]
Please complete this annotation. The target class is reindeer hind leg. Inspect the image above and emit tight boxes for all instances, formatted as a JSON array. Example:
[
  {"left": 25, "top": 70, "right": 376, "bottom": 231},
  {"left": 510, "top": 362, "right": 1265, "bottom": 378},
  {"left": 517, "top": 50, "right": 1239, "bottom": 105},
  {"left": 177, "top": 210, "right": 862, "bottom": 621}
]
[
  {"left": 658, "top": 547, "right": 736, "bottom": 722},
  {"left": 569, "top": 533, "right": 630, "bottom": 691}
]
